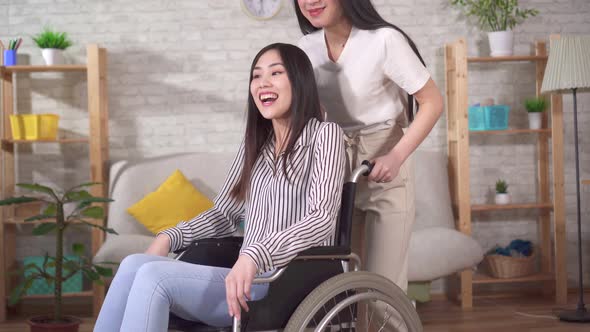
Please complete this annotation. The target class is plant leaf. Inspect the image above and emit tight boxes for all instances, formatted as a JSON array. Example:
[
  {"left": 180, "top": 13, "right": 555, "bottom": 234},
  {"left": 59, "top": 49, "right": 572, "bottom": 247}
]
[
  {"left": 94, "top": 265, "right": 113, "bottom": 277},
  {"left": 16, "top": 183, "right": 56, "bottom": 197},
  {"left": 80, "top": 197, "right": 114, "bottom": 204},
  {"left": 72, "top": 243, "right": 85, "bottom": 256},
  {"left": 32, "top": 223, "right": 57, "bottom": 236},
  {"left": 78, "top": 220, "right": 118, "bottom": 235},
  {"left": 0, "top": 196, "right": 38, "bottom": 206},
  {"left": 43, "top": 203, "right": 57, "bottom": 216},
  {"left": 65, "top": 190, "right": 92, "bottom": 202},
  {"left": 24, "top": 214, "right": 55, "bottom": 222},
  {"left": 81, "top": 206, "right": 104, "bottom": 219},
  {"left": 82, "top": 268, "right": 100, "bottom": 281}
]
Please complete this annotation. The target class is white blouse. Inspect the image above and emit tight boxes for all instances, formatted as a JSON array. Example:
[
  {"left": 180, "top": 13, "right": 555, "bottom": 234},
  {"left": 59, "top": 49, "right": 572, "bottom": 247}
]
[{"left": 298, "top": 26, "right": 431, "bottom": 133}]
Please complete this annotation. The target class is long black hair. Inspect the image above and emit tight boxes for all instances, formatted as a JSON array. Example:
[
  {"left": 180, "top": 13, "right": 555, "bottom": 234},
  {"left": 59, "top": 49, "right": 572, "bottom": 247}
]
[
  {"left": 231, "top": 43, "right": 323, "bottom": 200},
  {"left": 293, "top": 0, "right": 425, "bottom": 123}
]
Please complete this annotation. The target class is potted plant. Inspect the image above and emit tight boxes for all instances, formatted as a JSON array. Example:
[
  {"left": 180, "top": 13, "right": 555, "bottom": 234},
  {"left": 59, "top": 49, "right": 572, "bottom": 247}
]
[
  {"left": 31, "top": 27, "right": 73, "bottom": 65},
  {"left": 524, "top": 97, "right": 547, "bottom": 130},
  {"left": 0, "top": 182, "right": 116, "bottom": 332},
  {"left": 494, "top": 179, "right": 510, "bottom": 205},
  {"left": 449, "top": 0, "right": 539, "bottom": 57}
]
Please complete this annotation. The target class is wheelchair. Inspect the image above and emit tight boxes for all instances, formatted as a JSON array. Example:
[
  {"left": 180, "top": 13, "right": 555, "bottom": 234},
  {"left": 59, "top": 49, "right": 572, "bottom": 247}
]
[{"left": 168, "top": 162, "right": 422, "bottom": 332}]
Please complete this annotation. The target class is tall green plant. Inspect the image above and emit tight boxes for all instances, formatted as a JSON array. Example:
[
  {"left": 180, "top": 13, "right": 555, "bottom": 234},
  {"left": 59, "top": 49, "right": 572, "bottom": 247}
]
[
  {"left": 450, "top": 0, "right": 539, "bottom": 31},
  {"left": 0, "top": 182, "right": 116, "bottom": 323},
  {"left": 32, "top": 27, "right": 73, "bottom": 50}
]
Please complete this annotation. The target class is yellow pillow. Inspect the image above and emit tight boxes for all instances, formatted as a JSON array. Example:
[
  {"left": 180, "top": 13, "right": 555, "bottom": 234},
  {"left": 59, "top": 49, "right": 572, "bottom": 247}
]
[{"left": 127, "top": 169, "right": 214, "bottom": 234}]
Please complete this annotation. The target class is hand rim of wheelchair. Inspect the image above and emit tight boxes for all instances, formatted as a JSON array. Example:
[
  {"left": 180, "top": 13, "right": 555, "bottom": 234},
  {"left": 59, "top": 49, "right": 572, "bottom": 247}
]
[{"left": 283, "top": 272, "right": 422, "bottom": 332}]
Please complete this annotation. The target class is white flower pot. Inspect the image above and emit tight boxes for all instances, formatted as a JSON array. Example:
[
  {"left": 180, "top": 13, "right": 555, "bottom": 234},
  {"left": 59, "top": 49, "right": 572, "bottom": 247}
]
[
  {"left": 488, "top": 30, "right": 514, "bottom": 57},
  {"left": 528, "top": 112, "right": 543, "bottom": 130},
  {"left": 41, "top": 48, "right": 64, "bottom": 65},
  {"left": 495, "top": 193, "right": 511, "bottom": 205}
]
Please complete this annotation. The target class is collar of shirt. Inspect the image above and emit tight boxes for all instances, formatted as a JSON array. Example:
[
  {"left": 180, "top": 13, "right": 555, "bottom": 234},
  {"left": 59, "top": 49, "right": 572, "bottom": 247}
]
[{"left": 262, "top": 118, "right": 321, "bottom": 164}]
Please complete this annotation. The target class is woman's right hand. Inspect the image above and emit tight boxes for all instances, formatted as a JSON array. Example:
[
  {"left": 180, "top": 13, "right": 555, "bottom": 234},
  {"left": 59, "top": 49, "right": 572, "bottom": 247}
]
[{"left": 145, "top": 234, "right": 171, "bottom": 256}]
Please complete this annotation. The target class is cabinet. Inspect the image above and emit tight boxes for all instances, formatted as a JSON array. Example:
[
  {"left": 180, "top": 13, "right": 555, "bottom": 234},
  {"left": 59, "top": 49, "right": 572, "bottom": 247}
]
[
  {"left": 444, "top": 37, "right": 567, "bottom": 309},
  {"left": 0, "top": 44, "right": 109, "bottom": 320}
]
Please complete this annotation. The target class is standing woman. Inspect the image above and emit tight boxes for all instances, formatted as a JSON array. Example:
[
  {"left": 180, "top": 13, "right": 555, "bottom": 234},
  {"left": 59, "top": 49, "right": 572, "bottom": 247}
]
[{"left": 295, "top": 0, "right": 444, "bottom": 292}]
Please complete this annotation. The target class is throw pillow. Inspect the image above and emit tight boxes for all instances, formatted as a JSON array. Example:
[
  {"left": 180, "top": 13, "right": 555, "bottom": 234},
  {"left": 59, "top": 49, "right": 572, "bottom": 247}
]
[{"left": 127, "top": 169, "right": 214, "bottom": 234}]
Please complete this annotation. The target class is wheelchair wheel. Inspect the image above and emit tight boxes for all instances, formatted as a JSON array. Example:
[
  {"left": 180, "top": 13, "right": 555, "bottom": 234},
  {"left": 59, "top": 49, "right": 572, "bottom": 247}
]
[{"left": 284, "top": 272, "right": 422, "bottom": 332}]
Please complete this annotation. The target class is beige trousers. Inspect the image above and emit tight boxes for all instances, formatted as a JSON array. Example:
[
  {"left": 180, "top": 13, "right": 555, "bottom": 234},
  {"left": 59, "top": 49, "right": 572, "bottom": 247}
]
[{"left": 344, "top": 125, "right": 416, "bottom": 292}]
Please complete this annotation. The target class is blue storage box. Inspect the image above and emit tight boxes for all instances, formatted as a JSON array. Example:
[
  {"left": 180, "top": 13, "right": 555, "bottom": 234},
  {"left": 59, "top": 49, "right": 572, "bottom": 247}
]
[
  {"left": 22, "top": 255, "right": 83, "bottom": 295},
  {"left": 468, "top": 105, "right": 510, "bottom": 131}
]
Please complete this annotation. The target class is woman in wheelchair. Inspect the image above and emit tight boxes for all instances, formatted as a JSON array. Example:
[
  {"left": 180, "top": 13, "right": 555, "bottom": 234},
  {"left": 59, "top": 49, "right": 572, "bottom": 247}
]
[{"left": 94, "top": 43, "right": 346, "bottom": 332}]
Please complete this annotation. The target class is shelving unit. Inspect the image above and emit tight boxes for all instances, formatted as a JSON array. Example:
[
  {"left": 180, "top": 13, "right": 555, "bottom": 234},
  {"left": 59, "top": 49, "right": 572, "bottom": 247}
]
[
  {"left": 445, "top": 37, "right": 567, "bottom": 309},
  {"left": 0, "top": 45, "right": 109, "bottom": 321}
]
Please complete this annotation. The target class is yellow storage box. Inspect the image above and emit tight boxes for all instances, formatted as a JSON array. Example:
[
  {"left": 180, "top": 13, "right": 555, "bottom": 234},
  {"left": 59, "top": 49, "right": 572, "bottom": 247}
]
[{"left": 9, "top": 114, "right": 59, "bottom": 140}]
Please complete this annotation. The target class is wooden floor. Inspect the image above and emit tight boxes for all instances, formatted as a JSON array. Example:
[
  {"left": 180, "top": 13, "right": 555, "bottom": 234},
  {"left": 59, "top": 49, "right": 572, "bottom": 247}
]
[
  {"left": 1, "top": 294, "right": 590, "bottom": 331},
  {"left": 418, "top": 292, "right": 590, "bottom": 332}
]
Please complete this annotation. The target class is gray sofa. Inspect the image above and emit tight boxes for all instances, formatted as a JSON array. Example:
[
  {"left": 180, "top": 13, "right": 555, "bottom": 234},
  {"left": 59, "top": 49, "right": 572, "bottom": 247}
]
[{"left": 94, "top": 150, "right": 483, "bottom": 300}]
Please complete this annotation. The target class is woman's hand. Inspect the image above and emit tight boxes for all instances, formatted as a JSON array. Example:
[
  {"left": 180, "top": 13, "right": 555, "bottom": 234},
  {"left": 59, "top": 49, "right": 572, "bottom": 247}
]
[
  {"left": 369, "top": 149, "right": 404, "bottom": 183},
  {"left": 225, "top": 255, "right": 258, "bottom": 320},
  {"left": 144, "top": 234, "right": 171, "bottom": 257}
]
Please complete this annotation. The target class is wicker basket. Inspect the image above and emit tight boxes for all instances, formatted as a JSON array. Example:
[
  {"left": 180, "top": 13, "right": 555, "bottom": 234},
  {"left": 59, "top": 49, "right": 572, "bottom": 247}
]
[{"left": 484, "top": 249, "right": 536, "bottom": 278}]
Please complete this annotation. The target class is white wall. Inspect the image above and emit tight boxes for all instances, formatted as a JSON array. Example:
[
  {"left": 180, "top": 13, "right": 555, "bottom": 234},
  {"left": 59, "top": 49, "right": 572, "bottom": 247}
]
[{"left": 1, "top": 0, "right": 589, "bottom": 291}]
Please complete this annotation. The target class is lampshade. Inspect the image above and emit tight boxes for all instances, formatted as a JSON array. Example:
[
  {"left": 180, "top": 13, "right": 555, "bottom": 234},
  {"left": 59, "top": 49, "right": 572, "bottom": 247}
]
[{"left": 541, "top": 35, "right": 590, "bottom": 93}]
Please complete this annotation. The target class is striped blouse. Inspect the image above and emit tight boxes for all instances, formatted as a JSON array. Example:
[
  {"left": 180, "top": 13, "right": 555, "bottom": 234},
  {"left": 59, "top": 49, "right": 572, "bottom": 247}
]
[{"left": 160, "top": 118, "right": 346, "bottom": 273}]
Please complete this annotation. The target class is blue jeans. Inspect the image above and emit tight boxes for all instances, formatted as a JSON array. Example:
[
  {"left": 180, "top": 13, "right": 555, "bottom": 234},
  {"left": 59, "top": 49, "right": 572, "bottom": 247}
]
[{"left": 94, "top": 254, "right": 269, "bottom": 332}]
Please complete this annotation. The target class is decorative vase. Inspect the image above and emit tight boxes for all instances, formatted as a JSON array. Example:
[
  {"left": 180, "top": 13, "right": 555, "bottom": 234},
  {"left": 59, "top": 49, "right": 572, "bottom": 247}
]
[
  {"left": 488, "top": 30, "right": 514, "bottom": 57},
  {"left": 27, "top": 315, "right": 81, "bottom": 332},
  {"left": 528, "top": 112, "right": 543, "bottom": 129},
  {"left": 41, "top": 48, "right": 64, "bottom": 65},
  {"left": 495, "top": 193, "right": 511, "bottom": 205}
]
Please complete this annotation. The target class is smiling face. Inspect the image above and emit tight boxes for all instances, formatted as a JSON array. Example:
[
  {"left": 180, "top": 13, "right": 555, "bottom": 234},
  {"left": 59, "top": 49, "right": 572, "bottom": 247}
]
[
  {"left": 297, "top": 0, "right": 346, "bottom": 28},
  {"left": 250, "top": 49, "right": 293, "bottom": 123}
]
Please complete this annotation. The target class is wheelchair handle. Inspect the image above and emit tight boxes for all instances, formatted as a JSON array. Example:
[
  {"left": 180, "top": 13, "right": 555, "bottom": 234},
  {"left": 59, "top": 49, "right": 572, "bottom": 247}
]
[{"left": 349, "top": 160, "right": 374, "bottom": 183}]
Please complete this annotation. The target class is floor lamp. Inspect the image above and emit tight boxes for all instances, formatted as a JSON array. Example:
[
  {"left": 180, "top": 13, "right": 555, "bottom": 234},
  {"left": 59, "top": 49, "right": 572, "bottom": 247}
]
[{"left": 541, "top": 35, "right": 590, "bottom": 323}]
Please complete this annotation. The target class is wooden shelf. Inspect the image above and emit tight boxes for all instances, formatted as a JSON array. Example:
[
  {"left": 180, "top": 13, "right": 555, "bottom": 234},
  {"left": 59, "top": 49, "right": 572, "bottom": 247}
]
[
  {"left": 7, "top": 291, "right": 93, "bottom": 300},
  {"left": 0, "top": 65, "right": 87, "bottom": 74},
  {"left": 1, "top": 138, "right": 89, "bottom": 144},
  {"left": 583, "top": 180, "right": 590, "bottom": 185},
  {"left": 473, "top": 272, "right": 554, "bottom": 284},
  {"left": 472, "top": 202, "right": 553, "bottom": 212},
  {"left": 445, "top": 37, "right": 567, "bottom": 309},
  {"left": 0, "top": 44, "right": 108, "bottom": 321},
  {"left": 470, "top": 129, "right": 551, "bottom": 135},
  {"left": 468, "top": 55, "right": 548, "bottom": 63}
]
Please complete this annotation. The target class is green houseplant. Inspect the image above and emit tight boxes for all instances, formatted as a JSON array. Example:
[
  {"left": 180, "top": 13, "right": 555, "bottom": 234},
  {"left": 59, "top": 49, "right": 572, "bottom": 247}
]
[
  {"left": 0, "top": 182, "right": 116, "bottom": 332},
  {"left": 524, "top": 97, "right": 547, "bottom": 129},
  {"left": 31, "top": 27, "right": 73, "bottom": 66},
  {"left": 494, "top": 179, "right": 510, "bottom": 205},
  {"left": 449, "top": 0, "right": 539, "bottom": 56}
]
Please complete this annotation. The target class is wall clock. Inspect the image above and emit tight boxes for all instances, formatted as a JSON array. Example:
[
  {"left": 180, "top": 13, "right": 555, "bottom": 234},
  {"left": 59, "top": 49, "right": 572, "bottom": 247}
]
[{"left": 241, "top": 0, "right": 282, "bottom": 20}]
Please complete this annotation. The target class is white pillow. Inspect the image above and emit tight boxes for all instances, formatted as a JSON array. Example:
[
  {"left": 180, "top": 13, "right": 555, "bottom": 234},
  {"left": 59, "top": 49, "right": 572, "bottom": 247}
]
[{"left": 408, "top": 227, "right": 484, "bottom": 281}]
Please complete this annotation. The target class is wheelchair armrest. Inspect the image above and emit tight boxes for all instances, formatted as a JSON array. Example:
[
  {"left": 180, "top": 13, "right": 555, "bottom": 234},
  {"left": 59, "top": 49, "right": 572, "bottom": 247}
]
[{"left": 296, "top": 246, "right": 351, "bottom": 258}]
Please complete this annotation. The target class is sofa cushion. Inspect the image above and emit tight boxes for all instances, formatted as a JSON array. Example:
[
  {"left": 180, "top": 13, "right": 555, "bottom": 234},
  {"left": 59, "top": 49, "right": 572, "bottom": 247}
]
[
  {"left": 408, "top": 227, "right": 483, "bottom": 281},
  {"left": 93, "top": 234, "right": 175, "bottom": 266},
  {"left": 106, "top": 152, "right": 235, "bottom": 238},
  {"left": 413, "top": 150, "right": 455, "bottom": 230},
  {"left": 127, "top": 169, "right": 214, "bottom": 234}
]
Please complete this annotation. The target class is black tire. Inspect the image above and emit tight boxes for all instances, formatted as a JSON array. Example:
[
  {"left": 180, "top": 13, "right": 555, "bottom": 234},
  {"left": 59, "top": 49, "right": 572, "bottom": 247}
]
[{"left": 284, "top": 272, "right": 422, "bottom": 332}]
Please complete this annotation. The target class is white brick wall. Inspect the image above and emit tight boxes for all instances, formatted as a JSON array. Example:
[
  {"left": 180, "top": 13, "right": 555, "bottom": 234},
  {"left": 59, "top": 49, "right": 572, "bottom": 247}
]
[{"left": 1, "top": 0, "right": 589, "bottom": 292}]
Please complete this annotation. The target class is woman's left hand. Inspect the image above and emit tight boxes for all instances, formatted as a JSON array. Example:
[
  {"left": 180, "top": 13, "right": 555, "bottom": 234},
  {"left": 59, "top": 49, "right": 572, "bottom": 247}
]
[
  {"left": 225, "top": 255, "right": 258, "bottom": 320},
  {"left": 369, "top": 149, "right": 404, "bottom": 183}
]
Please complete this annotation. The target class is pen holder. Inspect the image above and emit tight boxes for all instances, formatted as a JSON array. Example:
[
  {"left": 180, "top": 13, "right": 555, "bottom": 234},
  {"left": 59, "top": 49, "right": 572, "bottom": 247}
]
[{"left": 3, "top": 49, "right": 17, "bottom": 66}]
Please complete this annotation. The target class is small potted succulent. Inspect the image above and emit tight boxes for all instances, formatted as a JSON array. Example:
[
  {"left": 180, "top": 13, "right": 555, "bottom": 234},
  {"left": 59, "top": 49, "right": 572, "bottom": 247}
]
[
  {"left": 0, "top": 182, "right": 116, "bottom": 332},
  {"left": 449, "top": 0, "right": 539, "bottom": 57},
  {"left": 524, "top": 97, "right": 547, "bottom": 130},
  {"left": 495, "top": 179, "right": 510, "bottom": 205},
  {"left": 32, "top": 27, "right": 73, "bottom": 65}
]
